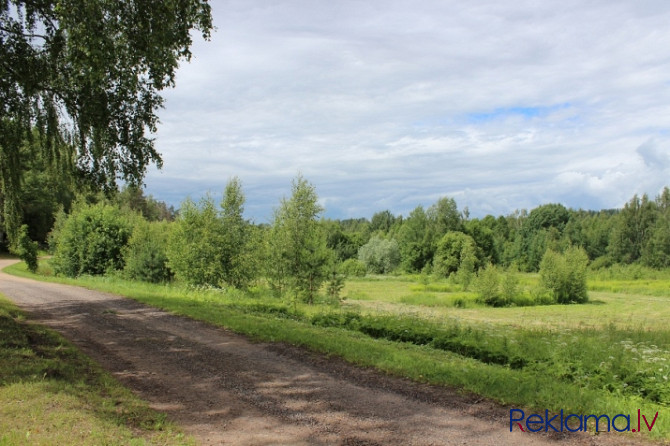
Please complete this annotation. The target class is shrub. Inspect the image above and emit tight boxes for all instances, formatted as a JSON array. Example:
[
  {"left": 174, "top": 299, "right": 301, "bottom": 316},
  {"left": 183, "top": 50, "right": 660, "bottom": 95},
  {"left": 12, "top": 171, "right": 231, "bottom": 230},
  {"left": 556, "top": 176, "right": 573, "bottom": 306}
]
[
  {"left": 501, "top": 266, "right": 520, "bottom": 303},
  {"left": 474, "top": 264, "right": 530, "bottom": 307},
  {"left": 539, "top": 246, "right": 589, "bottom": 304},
  {"left": 474, "top": 264, "right": 505, "bottom": 306},
  {"left": 51, "top": 202, "right": 133, "bottom": 276},
  {"left": 325, "top": 269, "right": 346, "bottom": 301},
  {"left": 14, "top": 224, "right": 38, "bottom": 273},
  {"left": 338, "top": 258, "right": 366, "bottom": 277},
  {"left": 357, "top": 236, "right": 400, "bottom": 274},
  {"left": 123, "top": 220, "right": 173, "bottom": 283},
  {"left": 167, "top": 196, "right": 225, "bottom": 287}
]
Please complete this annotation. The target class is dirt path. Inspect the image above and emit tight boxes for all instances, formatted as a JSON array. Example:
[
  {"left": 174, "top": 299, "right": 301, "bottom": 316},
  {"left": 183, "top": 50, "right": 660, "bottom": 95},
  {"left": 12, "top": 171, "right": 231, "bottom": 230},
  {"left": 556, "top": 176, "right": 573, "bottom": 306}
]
[{"left": 0, "top": 260, "right": 659, "bottom": 446}]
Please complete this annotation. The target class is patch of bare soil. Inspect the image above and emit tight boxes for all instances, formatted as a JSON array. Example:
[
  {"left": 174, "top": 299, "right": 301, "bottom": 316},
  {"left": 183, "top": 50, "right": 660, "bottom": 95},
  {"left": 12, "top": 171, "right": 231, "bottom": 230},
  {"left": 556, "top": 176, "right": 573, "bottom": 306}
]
[{"left": 0, "top": 260, "right": 664, "bottom": 445}]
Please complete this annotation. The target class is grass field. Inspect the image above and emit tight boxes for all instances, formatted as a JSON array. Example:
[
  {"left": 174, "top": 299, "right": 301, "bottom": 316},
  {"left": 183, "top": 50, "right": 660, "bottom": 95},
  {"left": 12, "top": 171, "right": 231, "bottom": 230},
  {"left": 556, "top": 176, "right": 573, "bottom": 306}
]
[
  {"left": 5, "top": 260, "right": 670, "bottom": 440},
  {"left": 0, "top": 290, "right": 191, "bottom": 445}
]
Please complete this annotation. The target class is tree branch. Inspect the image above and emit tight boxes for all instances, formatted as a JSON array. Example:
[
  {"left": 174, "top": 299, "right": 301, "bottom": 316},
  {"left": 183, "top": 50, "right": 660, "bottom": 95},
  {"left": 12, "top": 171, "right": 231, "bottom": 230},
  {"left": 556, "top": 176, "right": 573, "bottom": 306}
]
[{"left": 0, "top": 25, "right": 48, "bottom": 40}]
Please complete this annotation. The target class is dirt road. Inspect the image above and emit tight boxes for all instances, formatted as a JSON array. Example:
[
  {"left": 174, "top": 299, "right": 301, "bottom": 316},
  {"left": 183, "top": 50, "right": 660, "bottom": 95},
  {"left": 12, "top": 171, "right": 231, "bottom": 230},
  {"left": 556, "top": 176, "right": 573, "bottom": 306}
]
[{"left": 0, "top": 259, "right": 657, "bottom": 445}]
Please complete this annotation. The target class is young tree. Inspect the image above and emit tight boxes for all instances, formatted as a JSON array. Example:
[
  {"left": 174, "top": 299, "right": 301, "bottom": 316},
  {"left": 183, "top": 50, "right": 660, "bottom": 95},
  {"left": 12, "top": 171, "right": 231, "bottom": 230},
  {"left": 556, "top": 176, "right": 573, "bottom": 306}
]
[
  {"left": 167, "top": 195, "right": 225, "bottom": 287},
  {"left": 267, "top": 175, "right": 331, "bottom": 304},
  {"left": 220, "top": 177, "right": 255, "bottom": 288}
]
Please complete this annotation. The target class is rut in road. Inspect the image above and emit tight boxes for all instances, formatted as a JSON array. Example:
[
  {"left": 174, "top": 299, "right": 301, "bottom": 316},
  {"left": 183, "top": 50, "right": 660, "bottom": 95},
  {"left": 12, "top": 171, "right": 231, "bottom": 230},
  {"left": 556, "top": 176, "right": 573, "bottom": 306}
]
[{"left": 0, "top": 260, "right": 653, "bottom": 446}]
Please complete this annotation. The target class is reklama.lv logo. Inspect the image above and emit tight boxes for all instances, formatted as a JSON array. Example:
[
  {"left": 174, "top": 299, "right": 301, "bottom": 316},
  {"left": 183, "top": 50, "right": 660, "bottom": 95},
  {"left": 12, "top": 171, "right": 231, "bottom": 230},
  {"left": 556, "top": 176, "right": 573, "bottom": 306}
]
[{"left": 510, "top": 409, "right": 659, "bottom": 433}]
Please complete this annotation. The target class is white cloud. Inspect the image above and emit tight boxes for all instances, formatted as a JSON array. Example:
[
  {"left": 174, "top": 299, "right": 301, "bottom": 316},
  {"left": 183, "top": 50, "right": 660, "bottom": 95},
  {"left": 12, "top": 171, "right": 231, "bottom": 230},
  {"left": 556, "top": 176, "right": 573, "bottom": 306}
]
[{"left": 145, "top": 0, "right": 670, "bottom": 221}]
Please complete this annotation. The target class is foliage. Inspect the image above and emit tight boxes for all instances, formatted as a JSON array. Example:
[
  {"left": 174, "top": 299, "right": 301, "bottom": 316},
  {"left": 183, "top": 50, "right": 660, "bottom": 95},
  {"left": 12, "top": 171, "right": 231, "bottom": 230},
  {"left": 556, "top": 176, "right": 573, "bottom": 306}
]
[
  {"left": 473, "top": 264, "right": 523, "bottom": 307},
  {"left": 464, "top": 217, "right": 497, "bottom": 264},
  {"left": 219, "top": 177, "right": 255, "bottom": 288},
  {"left": 609, "top": 194, "right": 657, "bottom": 264},
  {"left": 167, "top": 195, "right": 224, "bottom": 287},
  {"left": 338, "top": 258, "right": 367, "bottom": 277},
  {"left": 433, "top": 231, "right": 477, "bottom": 278},
  {"left": 11, "top": 133, "right": 76, "bottom": 244},
  {"left": 324, "top": 220, "right": 366, "bottom": 261},
  {"left": 166, "top": 179, "right": 255, "bottom": 289},
  {"left": 369, "top": 210, "right": 398, "bottom": 233},
  {"left": 12, "top": 224, "right": 38, "bottom": 272},
  {"left": 50, "top": 202, "right": 133, "bottom": 276},
  {"left": 396, "top": 206, "right": 434, "bottom": 272},
  {"left": 0, "top": 0, "right": 212, "bottom": 241},
  {"left": 426, "top": 196, "right": 462, "bottom": 236},
  {"left": 501, "top": 266, "right": 521, "bottom": 303},
  {"left": 539, "top": 247, "right": 589, "bottom": 304},
  {"left": 357, "top": 235, "right": 400, "bottom": 274},
  {"left": 474, "top": 263, "right": 502, "bottom": 306},
  {"left": 641, "top": 214, "right": 670, "bottom": 268},
  {"left": 525, "top": 203, "right": 570, "bottom": 232},
  {"left": 267, "top": 175, "right": 331, "bottom": 303},
  {"left": 453, "top": 239, "right": 477, "bottom": 290},
  {"left": 123, "top": 220, "right": 172, "bottom": 283},
  {"left": 325, "top": 269, "right": 346, "bottom": 301}
]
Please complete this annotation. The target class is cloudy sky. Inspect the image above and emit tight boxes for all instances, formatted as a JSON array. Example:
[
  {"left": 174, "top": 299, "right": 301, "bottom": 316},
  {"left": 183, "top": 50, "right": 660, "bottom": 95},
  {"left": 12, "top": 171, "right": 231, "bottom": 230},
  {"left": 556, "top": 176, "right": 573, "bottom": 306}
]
[{"left": 145, "top": 0, "right": 670, "bottom": 222}]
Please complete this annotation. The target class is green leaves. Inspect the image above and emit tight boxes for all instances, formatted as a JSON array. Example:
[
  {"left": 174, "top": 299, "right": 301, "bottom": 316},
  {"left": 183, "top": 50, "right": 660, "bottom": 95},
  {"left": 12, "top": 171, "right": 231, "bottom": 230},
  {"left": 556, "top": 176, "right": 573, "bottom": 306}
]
[
  {"left": 13, "top": 224, "right": 38, "bottom": 273},
  {"left": 50, "top": 202, "right": 133, "bottom": 276},
  {"left": 539, "top": 246, "right": 589, "bottom": 304},
  {"left": 357, "top": 236, "right": 400, "bottom": 274},
  {"left": 166, "top": 178, "right": 256, "bottom": 289},
  {"left": 268, "top": 175, "right": 331, "bottom": 304},
  {"left": 0, "top": 0, "right": 212, "bottom": 243}
]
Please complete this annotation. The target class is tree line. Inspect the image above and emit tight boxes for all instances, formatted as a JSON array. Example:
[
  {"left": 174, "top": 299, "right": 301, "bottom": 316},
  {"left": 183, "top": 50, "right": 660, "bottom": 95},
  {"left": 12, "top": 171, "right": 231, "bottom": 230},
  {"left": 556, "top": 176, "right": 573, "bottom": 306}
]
[{"left": 11, "top": 169, "right": 667, "bottom": 306}]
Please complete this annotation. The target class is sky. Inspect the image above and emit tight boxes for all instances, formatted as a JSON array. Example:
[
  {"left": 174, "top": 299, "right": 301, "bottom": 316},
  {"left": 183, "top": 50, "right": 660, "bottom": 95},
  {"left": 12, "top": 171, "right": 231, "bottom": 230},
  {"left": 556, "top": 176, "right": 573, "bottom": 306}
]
[{"left": 144, "top": 0, "right": 670, "bottom": 223}]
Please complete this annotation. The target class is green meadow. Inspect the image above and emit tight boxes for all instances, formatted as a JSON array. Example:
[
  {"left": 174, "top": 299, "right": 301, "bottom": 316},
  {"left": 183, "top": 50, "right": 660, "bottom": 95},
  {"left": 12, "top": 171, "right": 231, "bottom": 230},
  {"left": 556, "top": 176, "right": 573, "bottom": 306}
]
[{"left": 5, "top": 261, "right": 670, "bottom": 440}]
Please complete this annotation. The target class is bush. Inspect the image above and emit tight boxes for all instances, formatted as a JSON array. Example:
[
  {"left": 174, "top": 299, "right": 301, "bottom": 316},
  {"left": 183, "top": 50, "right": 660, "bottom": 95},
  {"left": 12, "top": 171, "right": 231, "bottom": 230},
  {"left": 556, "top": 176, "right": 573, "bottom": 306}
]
[
  {"left": 123, "top": 220, "right": 173, "bottom": 283},
  {"left": 474, "top": 264, "right": 504, "bottom": 306},
  {"left": 167, "top": 196, "right": 225, "bottom": 287},
  {"left": 51, "top": 202, "right": 133, "bottom": 276},
  {"left": 325, "top": 269, "right": 346, "bottom": 302},
  {"left": 357, "top": 236, "right": 400, "bottom": 274},
  {"left": 539, "top": 246, "right": 589, "bottom": 304},
  {"left": 501, "top": 266, "right": 520, "bottom": 302},
  {"left": 474, "top": 264, "right": 530, "bottom": 307},
  {"left": 338, "top": 258, "right": 366, "bottom": 277},
  {"left": 14, "top": 224, "right": 38, "bottom": 273}
]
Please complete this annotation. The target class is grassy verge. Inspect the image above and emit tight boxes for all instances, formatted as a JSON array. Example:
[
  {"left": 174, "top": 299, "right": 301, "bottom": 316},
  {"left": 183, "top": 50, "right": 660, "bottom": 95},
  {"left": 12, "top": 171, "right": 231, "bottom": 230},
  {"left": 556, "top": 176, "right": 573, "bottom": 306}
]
[
  {"left": 0, "top": 291, "right": 191, "bottom": 445},
  {"left": 5, "top": 261, "right": 670, "bottom": 440}
]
